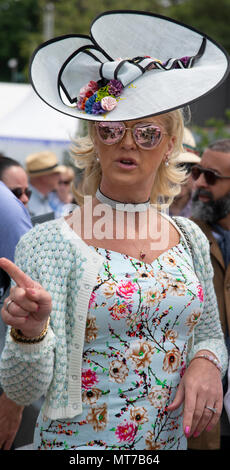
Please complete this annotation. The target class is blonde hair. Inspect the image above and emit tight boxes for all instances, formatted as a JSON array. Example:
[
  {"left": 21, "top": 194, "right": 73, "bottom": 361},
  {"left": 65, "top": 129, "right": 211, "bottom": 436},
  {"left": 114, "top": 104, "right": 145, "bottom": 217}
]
[{"left": 71, "top": 109, "right": 187, "bottom": 207}]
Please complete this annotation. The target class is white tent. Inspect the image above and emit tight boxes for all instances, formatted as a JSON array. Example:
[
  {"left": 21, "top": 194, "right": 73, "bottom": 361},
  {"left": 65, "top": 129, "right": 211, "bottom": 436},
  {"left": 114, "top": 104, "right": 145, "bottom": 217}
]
[{"left": 0, "top": 82, "right": 79, "bottom": 166}]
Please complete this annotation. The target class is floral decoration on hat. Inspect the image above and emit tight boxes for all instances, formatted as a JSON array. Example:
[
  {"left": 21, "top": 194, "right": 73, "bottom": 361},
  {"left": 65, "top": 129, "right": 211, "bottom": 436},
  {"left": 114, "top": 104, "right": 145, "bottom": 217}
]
[
  {"left": 77, "top": 79, "right": 123, "bottom": 115},
  {"left": 30, "top": 10, "right": 230, "bottom": 121}
]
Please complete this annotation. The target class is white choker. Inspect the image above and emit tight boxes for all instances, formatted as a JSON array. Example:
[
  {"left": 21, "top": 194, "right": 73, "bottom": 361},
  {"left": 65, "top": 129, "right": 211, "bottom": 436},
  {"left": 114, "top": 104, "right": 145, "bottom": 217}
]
[{"left": 96, "top": 188, "right": 150, "bottom": 212}]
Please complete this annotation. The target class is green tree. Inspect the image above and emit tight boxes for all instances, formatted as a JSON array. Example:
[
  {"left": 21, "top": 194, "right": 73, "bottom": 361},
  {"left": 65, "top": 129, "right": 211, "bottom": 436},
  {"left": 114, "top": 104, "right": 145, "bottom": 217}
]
[
  {"left": 167, "top": 0, "right": 230, "bottom": 53},
  {"left": 0, "top": 0, "right": 41, "bottom": 81},
  {"left": 51, "top": 0, "right": 163, "bottom": 36}
]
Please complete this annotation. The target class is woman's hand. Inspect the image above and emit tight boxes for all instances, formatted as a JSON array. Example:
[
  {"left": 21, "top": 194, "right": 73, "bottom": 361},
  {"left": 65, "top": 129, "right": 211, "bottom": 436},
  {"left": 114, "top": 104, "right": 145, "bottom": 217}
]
[
  {"left": 0, "top": 257, "right": 52, "bottom": 338},
  {"left": 167, "top": 353, "right": 223, "bottom": 438}
]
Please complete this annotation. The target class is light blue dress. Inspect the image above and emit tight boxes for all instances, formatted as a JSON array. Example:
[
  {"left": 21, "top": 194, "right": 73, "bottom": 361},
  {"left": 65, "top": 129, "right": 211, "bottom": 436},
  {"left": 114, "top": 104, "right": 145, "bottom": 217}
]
[{"left": 34, "top": 240, "right": 204, "bottom": 450}]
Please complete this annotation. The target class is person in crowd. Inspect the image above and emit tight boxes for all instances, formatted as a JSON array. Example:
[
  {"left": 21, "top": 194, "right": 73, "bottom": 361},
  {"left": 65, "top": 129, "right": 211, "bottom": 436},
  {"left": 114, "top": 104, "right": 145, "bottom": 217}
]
[
  {"left": 26, "top": 151, "right": 65, "bottom": 217},
  {"left": 0, "top": 181, "right": 38, "bottom": 450},
  {"left": 48, "top": 165, "right": 76, "bottom": 217},
  {"left": 169, "top": 128, "right": 200, "bottom": 217},
  {"left": 0, "top": 154, "right": 31, "bottom": 207},
  {"left": 0, "top": 11, "right": 228, "bottom": 451},
  {"left": 189, "top": 139, "right": 230, "bottom": 450}
]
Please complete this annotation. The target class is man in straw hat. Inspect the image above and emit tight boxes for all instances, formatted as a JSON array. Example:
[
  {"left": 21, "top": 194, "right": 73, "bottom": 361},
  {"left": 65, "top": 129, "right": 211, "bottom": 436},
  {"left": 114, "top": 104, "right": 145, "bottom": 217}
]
[
  {"left": 26, "top": 151, "right": 65, "bottom": 218},
  {"left": 170, "top": 127, "right": 201, "bottom": 217},
  {"left": 0, "top": 10, "right": 229, "bottom": 451}
]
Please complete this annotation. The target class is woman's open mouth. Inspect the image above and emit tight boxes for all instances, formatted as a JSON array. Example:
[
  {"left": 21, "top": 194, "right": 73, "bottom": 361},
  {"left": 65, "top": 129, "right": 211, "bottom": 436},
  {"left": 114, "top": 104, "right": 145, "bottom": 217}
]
[{"left": 116, "top": 158, "right": 138, "bottom": 170}]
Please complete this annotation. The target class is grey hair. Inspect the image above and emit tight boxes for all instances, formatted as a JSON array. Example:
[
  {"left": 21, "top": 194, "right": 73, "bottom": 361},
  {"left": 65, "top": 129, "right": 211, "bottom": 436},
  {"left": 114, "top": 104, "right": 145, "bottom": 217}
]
[{"left": 207, "top": 139, "right": 230, "bottom": 153}]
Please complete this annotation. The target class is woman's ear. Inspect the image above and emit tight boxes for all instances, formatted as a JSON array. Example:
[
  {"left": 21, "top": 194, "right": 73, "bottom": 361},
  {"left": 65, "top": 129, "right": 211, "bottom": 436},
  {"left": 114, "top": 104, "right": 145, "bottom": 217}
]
[
  {"left": 167, "top": 135, "right": 176, "bottom": 156},
  {"left": 163, "top": 136, "right": 176, "bottom": 166}
]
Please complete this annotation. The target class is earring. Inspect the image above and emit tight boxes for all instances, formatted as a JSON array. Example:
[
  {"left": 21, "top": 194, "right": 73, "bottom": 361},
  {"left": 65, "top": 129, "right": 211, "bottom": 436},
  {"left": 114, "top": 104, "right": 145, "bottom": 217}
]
[{"left": 164, "top": 156, "right": 169, "bottom": 167}]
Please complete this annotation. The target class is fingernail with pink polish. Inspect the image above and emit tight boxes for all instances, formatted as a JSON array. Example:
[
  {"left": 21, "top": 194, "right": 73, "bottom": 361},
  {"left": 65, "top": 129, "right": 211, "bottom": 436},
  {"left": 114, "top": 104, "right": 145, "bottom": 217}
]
[
  {"left": 185, "top": 426, "right": 190, "bottom": 436},
  {"left": 193, "top": 431, "right": 200, "bottom": 438}
]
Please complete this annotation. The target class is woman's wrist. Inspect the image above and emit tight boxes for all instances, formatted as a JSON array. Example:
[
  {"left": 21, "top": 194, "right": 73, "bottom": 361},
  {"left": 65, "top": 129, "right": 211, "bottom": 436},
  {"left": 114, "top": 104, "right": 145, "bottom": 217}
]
[
  {"left": 10, "top": 317, "right": 50, "bottom": 344},
  {"left": 189, "top": 350, "right": 222, "bottom": 373}
]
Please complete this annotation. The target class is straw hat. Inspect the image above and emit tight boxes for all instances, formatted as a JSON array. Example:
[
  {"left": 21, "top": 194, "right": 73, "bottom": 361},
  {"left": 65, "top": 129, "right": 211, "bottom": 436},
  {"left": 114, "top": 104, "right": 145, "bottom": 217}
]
[
  {"left": 175, "top": 127, "right": 201, "bottom": 164},
  {"left": 26, "top": 151, "right": 65, "bottom": 177},
  {"left": 30, "top": 10, "right": 230, "bottom": 122}
]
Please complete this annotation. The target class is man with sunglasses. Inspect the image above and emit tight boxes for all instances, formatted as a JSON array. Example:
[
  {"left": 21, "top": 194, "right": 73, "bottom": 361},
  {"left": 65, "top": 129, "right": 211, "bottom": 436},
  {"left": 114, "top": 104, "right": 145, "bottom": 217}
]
[
  {"left": 189, "top": 139, "right": 230, "bottom": 450},
  {"left": 0, "top": 155, "right": 31, "bottom": 207}
]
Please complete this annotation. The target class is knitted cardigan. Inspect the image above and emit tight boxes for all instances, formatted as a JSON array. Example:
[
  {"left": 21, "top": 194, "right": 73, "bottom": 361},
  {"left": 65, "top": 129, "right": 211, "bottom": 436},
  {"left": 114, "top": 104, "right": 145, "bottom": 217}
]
[{"left": 0, "top": 216, "right": 228, "bottom": 420}]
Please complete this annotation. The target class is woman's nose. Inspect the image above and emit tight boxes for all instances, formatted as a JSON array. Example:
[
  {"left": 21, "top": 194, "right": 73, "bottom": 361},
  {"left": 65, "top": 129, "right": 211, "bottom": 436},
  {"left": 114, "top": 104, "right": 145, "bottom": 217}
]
[{"left": 121, "top": 128, "right": 137, "bottom": 148}]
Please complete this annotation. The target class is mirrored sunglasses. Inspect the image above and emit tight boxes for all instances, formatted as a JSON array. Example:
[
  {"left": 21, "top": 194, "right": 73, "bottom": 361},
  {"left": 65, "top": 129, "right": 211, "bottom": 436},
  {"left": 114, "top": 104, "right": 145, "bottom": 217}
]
[
  {"left": 95, "top": 122, "right": 167, "bottom": 150},
  {"left": 10, "top": 187, "right": 32, "bottom": 199},
  {"left": 191, "top": 165, "right": 230, "bottom": 186}
]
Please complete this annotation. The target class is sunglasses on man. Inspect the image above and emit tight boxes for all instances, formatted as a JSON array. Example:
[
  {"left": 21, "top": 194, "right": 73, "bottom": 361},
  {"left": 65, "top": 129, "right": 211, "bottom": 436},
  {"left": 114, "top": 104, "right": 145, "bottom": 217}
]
[
  {"left": 10, "top": 187, "right": 32, "bottom": 199},
  {"left": 191, "top": 165, "right": 230, "bottom": 186}
]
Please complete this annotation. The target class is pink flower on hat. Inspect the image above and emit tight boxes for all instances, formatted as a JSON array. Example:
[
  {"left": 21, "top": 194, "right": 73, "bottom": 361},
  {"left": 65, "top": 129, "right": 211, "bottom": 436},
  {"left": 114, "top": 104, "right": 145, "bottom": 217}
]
[
  {"left": 79, "top": 80, "right": 98, "bottom": 97},
  {"left": 101, "top": 96, "right": 117, "bottom": 111}
]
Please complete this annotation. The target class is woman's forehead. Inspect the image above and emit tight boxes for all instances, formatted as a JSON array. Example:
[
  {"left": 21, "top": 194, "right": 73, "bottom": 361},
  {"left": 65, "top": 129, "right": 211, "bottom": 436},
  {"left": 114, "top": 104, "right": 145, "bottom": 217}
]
[{"left": 103, "top": 115, "right": 165, "bottom": 126}]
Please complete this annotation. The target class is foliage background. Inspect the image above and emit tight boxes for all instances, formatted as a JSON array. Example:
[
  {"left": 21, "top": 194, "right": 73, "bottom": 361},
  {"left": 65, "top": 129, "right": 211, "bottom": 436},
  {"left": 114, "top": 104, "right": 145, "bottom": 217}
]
[
  {"left": 1, "top": 0, "right": 230, "bottom": 83},
  {"left": 1, "top": 0, "right": 230, "bottom": 149}
]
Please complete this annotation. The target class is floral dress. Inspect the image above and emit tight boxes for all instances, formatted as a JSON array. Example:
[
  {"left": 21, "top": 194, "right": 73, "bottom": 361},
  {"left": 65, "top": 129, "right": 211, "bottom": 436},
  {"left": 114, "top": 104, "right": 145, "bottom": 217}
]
[{"left": 34, "top": 240, "right": 204, "bottom": 450}]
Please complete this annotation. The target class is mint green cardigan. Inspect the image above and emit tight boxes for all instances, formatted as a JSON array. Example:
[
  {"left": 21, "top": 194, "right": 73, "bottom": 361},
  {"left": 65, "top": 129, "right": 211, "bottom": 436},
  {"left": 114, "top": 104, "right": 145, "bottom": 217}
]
[{"left": 0, "top": 216, "right": 227, "bottom": 420}]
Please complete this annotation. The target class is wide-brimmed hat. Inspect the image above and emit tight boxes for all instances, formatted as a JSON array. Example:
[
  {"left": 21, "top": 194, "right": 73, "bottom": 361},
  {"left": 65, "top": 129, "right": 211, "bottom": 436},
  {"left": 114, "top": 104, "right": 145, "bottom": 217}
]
[
  {"left": 26, "top": 151, "right": 65, "bottom": 177},
  {"left": 175, "top": 127, "right": 201, "bottom": 164},
  {"left": 30, "top": 10, "right": 230, "bottom": 122}
]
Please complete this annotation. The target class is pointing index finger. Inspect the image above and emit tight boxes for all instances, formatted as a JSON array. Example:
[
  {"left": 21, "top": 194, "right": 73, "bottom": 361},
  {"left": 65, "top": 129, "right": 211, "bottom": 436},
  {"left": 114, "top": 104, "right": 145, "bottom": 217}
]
[{"left": 0, "top": 257, "right": 35, "bottom": 289}]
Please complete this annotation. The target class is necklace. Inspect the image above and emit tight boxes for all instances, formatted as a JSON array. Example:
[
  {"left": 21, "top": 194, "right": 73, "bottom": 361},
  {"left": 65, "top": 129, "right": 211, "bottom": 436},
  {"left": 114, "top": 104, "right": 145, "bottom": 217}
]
[
  {"left": 96, "top": 187, "right": 150, "bottom": 260},
  {"left": 96, "top": 188, "right": 150, "bottom": 212}
]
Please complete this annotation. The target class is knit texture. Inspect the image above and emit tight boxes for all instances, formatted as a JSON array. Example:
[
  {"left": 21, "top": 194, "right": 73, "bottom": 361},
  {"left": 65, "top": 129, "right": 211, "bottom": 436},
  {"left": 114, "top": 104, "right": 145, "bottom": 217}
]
[{"left": 0, "top": 216, "right": 227, "bottom": 419}]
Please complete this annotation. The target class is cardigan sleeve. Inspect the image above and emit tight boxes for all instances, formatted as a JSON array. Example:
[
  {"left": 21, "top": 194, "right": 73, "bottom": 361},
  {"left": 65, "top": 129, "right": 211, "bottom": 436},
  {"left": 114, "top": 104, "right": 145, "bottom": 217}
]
[
  {"left": 175, "top": 217, "right": 228, "bottom": 377},
  {"left": 0, "top": 231, "right": 56, "bottom": 406}
]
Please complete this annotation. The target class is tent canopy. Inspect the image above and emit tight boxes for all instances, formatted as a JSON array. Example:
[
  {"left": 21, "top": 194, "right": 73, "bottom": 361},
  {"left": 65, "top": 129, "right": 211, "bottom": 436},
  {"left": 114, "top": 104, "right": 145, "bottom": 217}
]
[{"left": 0, "top": 82, "right": 79, "bottom": 164}]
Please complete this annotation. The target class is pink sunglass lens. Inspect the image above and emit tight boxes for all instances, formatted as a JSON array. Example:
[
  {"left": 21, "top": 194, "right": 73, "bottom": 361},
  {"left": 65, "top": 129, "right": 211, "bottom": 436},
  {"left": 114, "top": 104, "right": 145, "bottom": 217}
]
[
  {"left": 97, "top": 123, "right": 125, "bottom": 144},
  {"left": 133, "top": 125, "right": 162, "bottom": 148}
]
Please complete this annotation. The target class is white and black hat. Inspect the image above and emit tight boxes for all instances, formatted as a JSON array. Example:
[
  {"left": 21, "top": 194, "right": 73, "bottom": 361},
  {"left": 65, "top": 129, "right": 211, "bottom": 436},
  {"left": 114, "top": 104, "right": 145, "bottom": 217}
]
[{"left": 30, "top": 10, "right": 230, "bottom": 121}]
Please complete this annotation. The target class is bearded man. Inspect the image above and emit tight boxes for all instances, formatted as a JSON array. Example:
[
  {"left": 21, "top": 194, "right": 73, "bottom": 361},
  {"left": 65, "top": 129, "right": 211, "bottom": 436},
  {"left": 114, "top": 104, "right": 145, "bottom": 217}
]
[{"left": 188, "top": 138, "right": 230, "bottom": 451}]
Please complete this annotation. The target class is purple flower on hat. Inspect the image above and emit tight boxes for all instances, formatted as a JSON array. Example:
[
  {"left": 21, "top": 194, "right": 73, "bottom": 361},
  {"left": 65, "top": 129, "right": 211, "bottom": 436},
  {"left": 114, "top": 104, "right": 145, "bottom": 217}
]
[
  {"left": 107, "top": 80, "right": 123, "bottom": 97},
  {"left": 175, "top": 56, "right": 190, "bottom": 68},
  {"left": 92, "top": 101, "right": 105, "bottom": 115}
]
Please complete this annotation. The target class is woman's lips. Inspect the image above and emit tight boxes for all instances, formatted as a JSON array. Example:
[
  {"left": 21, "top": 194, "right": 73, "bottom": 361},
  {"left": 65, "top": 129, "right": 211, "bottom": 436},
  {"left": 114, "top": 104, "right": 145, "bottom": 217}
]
[{"left": 115, "top": 158, "right": 138, "bottom": 170}]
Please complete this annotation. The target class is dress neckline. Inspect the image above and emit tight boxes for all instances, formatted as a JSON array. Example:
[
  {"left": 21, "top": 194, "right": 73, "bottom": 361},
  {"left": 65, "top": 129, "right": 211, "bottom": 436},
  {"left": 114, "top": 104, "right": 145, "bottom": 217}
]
[{"left": 89, "top": 238, "right": 187, "bottom": 267}]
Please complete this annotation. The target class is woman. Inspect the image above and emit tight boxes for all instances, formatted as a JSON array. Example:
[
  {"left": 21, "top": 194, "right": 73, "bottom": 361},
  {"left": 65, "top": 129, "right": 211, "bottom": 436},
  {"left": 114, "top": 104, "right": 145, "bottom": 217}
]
[{"left": 0, "top": 11, "right": 229, "bottom": 451}]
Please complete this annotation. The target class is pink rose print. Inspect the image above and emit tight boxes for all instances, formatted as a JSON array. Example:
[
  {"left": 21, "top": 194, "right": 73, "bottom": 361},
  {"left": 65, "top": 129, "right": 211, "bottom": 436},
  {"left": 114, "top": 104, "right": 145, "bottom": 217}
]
[
  {"left": 108, "top": 300, "right": 131, "bottom": 320},
  {"left": 115, "top": 420, "right": 138, "bottom": 443},
  {"left": 82, "top": 369, "right": 99, "bottom": 390},
  {"left": 197, "top": 285, "right": 204, "bottom": 302},
  {"left": 117, "top": 280, "right": 138, "bottom": 299},
  {"left": 88, "top": 291, "right": 96, "bottom": 308}
]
